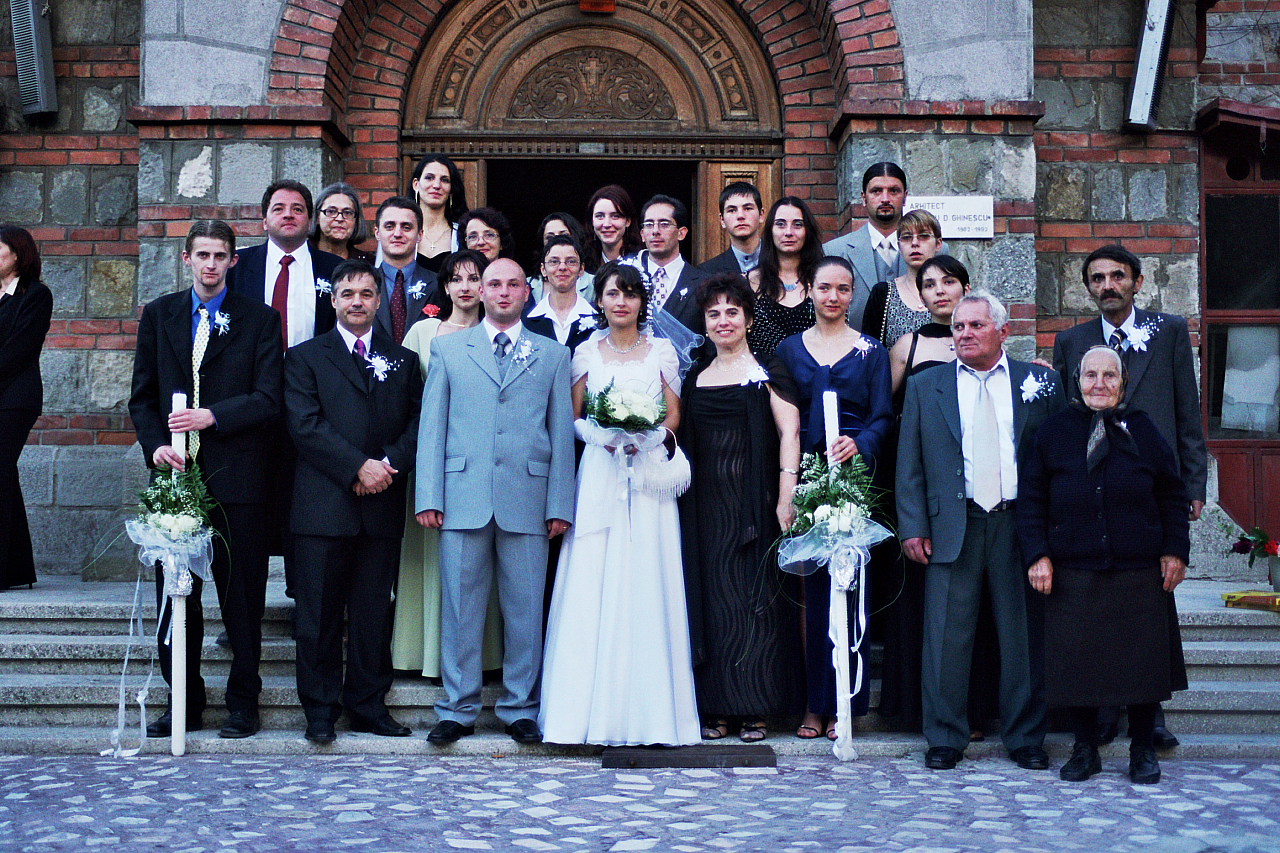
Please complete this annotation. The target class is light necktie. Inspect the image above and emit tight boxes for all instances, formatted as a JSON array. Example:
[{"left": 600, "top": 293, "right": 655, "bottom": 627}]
[
  {"left": 272, "top": 255, "right": 293, "bottom": 349},
  {"left": 190, "top": 306, "right": 211, "bottom": 460},
  {"left": 651, "top": 266, "right": 669, "bottom": 311},
  {"left": 878, "top": 238, "right": 898, "bottom": 270},
  {"left": 494, "top": 331, "right": 511, "bottom": 378},
  {"left": 970, "top": 367, "right": 1002, "bottom": 511},
  {"left": 391, "top": 269, "right": 407, "bottom": 345}
]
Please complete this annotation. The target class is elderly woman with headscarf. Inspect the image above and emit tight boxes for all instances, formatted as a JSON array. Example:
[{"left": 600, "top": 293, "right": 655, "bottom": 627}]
[{"left": 1017, "top": 345, "right": 1189, "bottom": 785}]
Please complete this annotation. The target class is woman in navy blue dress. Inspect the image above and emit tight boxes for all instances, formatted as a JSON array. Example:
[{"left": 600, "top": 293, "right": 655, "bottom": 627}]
[{"left": 775, "top": 256, "right": 892, "bottom": 740}]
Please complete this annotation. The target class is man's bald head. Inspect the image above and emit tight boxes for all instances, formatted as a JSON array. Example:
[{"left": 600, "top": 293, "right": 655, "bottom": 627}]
[{"left": 480, "top": 257, "right": 528, "bottom": 328}]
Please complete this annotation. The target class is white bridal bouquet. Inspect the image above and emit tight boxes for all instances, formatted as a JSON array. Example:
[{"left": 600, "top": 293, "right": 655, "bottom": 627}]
[{"left": 578, "top": 379, "right": 689, "bottom": 502}]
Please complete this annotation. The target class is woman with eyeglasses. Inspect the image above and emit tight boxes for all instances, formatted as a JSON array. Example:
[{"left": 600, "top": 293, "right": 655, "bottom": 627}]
[
  {"left": 408, "top": 153, "right": 468, "bottom": 274},
  {"left": 309, "top": 183, "right": 374, "bottom": 262},
  {"left": 528, "top": 213, "right": 594, "bottom": 303},
  {"left": 458, "top": 207, "right": 515, "bottom": 266}
]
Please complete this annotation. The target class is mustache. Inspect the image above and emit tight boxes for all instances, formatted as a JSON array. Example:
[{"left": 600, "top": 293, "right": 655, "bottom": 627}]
[{"left": 1099, "top": 289, "right": 1123, "bottom": 300}]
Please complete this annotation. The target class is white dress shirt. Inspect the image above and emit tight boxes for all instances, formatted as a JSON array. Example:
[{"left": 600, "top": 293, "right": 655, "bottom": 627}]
[
  {"left": 482, "top": 318, "right": 523, "bottom": 354},
  {"left": 1100, "top": 310, "right": 1137, "bottom": 350},
  {"left": 956, "top": 353, "right": 1018, "bottom": 501},
  {"left": 265, "top": 240, "right": 317, "bottom": 348},
  {"left": 335, "top": 323, "right": 373, "bottom": 356},
  {"left": 527, "top": 295, "right": 595, "bottom": 345}
]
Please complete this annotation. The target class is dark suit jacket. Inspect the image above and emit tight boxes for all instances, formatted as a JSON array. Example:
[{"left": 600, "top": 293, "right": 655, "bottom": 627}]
[
  {"left": 698, "top": 248, "right": 748, "bottom": 277},
  {"left": 285, "top": 328, "right": 422, "bottom": 539},
  {"left": 659, "top": 262, "right": 709, "bottom": 335},
  {"left": 524, "top": 314, "right": 596, "bottom": 356},
  {"left": 375, "top": 254, "right": 443, "bottom": 342},
  {"left": 226, "top": 241, "right": 341, "bottom": 340},
  {"left": 128, "top": 289, "right": 284, "bottom": 505},
  {"left": 896, "top": 358, "right": 1066, "bottom": 565},
  {"left": 0, "top": 281, "right": 52, "bottom": 412},
  {"left": 1052, "top": 309, "right": 1207, "bottom": 502}
]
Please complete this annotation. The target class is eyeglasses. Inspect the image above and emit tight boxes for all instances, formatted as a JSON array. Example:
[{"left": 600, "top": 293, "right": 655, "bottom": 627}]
[
  {"left": 466, "top": 230, "right": 499, "bottom": 244},
  {"left": 320, "top": 207, "right": 355, "bottom": 220},
  {"left": 641, "top": 219, "right": 677, "bottom": 232},
  {"left": 544, "top": 258, "right": 581, "bottom": 268}
]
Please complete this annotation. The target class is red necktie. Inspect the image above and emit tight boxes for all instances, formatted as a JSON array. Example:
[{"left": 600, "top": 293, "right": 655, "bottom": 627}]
[
  {"left": 391, "top": 269, "right": 407, "bottom": 345},
  {"left": 272, "top": 255, "right": 293, "bottom": 349}
]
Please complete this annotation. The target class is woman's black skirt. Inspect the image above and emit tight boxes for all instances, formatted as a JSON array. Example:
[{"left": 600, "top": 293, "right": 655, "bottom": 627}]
[{"left": 1044, "top": 564, "right": 1185, "bottom": 708}]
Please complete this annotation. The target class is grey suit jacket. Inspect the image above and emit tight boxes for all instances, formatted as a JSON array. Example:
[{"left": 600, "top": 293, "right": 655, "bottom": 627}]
[
  {"left": 417, "top": 325, "right": 576, "bottom": 535},
  {"left": 1052, "top": 309, "right": 1207, "bottom": 502},
  {"left": 375, "top": 258, "right": 439, "bottom": 342},
  {"left": 896, "top": 358, "right": 1066, "bottom": 565}
]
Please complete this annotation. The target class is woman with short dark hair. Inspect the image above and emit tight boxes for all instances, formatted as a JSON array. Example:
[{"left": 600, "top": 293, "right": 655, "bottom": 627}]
[{"left": 458, "top": 207, "right": 515, "bottom": 265}]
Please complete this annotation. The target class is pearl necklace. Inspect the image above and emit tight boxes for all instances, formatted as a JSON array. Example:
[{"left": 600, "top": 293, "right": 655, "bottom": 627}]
[{"left": 605, "top": 333, "right": 644, "bottom": 354}]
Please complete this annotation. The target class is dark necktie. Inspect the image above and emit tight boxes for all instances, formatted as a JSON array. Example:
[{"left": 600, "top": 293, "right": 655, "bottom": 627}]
[
  {"left": 494, "top": 331, "right": 511, "bottom": 377},
  {"left": 272, "top": 255, "right": 293, "bottom": 349},
  {"left": 1109, "top": 328, "right": 1127, "bottom": 351},
  {"left": 391, "top": 269, "right": 407, "bottom": 345},
  {"left": 353, "top": 338, "right": 369, "bottom": 388}
]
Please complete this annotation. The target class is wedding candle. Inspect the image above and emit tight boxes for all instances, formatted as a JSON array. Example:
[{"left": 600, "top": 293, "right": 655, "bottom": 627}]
[
  {"left": 171, "top": 392, "right": 187, "bottom": 459},
  {"left": 822, "top": 390, "right": 839, "bottom": 457}
]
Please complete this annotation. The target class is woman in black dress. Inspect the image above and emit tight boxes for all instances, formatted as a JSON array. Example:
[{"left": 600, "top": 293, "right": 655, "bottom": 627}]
[
  {"left": 0, "top": 226, "right": 52, "bottom": 589},
  {"left": 408, "top": 153, "right": 467, "bottom": 274},
  {"left": 747, "top": 197, "right": 821, "bottom": 357},
  {"left": 679, "top": 273, "right": 803, "bottom": 742}
]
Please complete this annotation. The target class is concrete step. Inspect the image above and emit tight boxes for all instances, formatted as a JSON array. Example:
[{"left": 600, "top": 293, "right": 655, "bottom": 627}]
[
  {"left": 1182, "top": 641, "right": 1280, "bottom": 681},
  {"left": 1162, "top": 680, "right": 1280, "bottom": 733},
  {"left": 1176, "top": 604, "right": 1280, "bottom": 643},
  {"left": 7, "top": 727, "right": 1280, "bottom": 759},
  {"left": 0, "top": 634, "right": 298, "bottom": 676}
]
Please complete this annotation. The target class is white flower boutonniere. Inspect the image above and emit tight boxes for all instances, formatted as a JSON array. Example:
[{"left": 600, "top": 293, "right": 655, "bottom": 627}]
[
  {"left": 406, "top": 280, "right": 428, "bottom": 299},
  {"left": 213, "top": 311, "right": 231, "bottom": 336},
  {"left": 314, "top": 278, "right": 332, "bottom": 295},
  {"left": 742, "top": 364, "right": 770, "bottom": 386},
  {"left": 366, "top": 352, "right": 401, "bottom": 382},
  {"left": 1020, "top": 372, "right": 1048, "bottom": 403},
  {"left": 850, "top": 334, "right": 872, "bottom": 358},
  {"left": 1128, "top": 319, "right": 1159, "bottom": 352},
  {"left": 512, "top": 337, "right": 535, "bottom": 367}
]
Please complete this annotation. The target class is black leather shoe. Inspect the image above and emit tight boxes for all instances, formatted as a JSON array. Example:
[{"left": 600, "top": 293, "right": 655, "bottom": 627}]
[
  {"left": 1096, "top": 718, "right": 1120, "bottom": 745},
  {"left": 146, "top": 710, "right": 204, "bottom": 738},
  {"left": 925, "top": 746, "right": 963, "bottom": 770},
  {"left": 219, "top": 710, "right": 260, "bottom": 739},
  {"left": 427, "top": 720, "right": 475, "bottom": 744},
  {"left": 1151, "top": 726, "right": 1179, "bottom": 750},
  {"left": 349, "top": 713, "right": 411, "bottom": 737},
  {"left": 1059, "top": 742, "right": 1102, "bottom": 782},
  {"left": 1011, "top": 745, "right": 1050, "bottom": 770},
  {"left": 505, "top": 718, "right": 542, "bottom": 744},
  {"left": 305, "top": 719, "right": 336, "bottom": 744},
  {"left": 1129, "top": 746, "right": 1161, "bottom": 784}
]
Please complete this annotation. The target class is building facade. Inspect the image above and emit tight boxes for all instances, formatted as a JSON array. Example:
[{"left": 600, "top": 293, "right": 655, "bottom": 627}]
[{"left": 0, "top": 0, "right": 1272, "bottom": 577}]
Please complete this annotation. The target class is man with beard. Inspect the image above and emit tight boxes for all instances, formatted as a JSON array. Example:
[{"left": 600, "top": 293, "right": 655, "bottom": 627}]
[{"left": 823, "top": 162, "right": 910, "bottom": 331}]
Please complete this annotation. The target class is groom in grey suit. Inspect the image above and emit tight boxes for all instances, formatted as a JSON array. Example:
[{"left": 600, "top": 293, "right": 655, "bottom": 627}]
[
  {"left": 897, "top": 292, "right": 1065, "bottom": 772},
  {"left": 417, "top": 257, "right": 576, "bottom": 745}
]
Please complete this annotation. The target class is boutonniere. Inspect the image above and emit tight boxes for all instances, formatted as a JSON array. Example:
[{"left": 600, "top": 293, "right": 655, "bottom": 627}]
[
  {"left": 1020, "top": 372, "right": 1048, "bottom": 403},
  {"left": 366, "top": 352, "right": 401, "bottom": 382},
  {"left": 213, "top": 311, "right": 231, "bottom": 336},
  {"left": 742, "top": 364, "right": 770, "bottom": 386},
  {"left": 314, "top": 278, "right": 332, "bottom": 295},
  {"left": 511, "top": 337, "right": 535, "bottom": 367},
  {"left": 407, "top": 280, "right": 428, "bottom": 299},
  {"left": 849, "top": 334, "right": 872, "bottom": 358},
  {"left": 1128, "top": 319, "right": 1159, "bottom": 352},
  {"left": 678, "top": 287, "right": 688, "bottom": 298},
  {"left": 421, "top": 303, "right": 440, "bottom": 318}
]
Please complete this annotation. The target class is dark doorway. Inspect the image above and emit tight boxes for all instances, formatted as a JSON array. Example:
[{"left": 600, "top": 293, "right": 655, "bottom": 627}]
[{"left": 486, "top": 158, "right": 699, "bottom": 275}]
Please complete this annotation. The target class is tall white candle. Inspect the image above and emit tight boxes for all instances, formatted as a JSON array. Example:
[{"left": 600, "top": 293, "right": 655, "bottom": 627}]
[
  {"left": 822, "top": 390, "right": 839, "bottom": 459},
  {"left": 171, "top": 392, "right": 187, "bottom": 460}
]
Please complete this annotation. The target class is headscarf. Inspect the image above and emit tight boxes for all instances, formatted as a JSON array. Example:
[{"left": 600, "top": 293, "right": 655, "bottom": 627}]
[{"left": 1070, "top": 345, "right": 1138, "bottom": 472}]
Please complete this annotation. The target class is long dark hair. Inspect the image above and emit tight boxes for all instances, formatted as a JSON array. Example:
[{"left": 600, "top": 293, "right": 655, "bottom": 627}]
[
  {"left": 0, "top": 226, "right": 41, "bottom": 290},
  {"left": 408, "top": 153, "right": 468, "bottom": 224},
  {"left": 756, "top": 196, "right": 823, "bottom": 302},
  {"left": 437, "top": 249, "right": 488, "bottom": 322},
  {"left": 585, "top": 185, "right": 643, "bottom": 271}
]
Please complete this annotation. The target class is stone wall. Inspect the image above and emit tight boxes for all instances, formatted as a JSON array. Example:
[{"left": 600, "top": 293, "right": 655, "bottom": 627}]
[{"left": 1201, "top": 3, "right": 1280, "bottom": 108}]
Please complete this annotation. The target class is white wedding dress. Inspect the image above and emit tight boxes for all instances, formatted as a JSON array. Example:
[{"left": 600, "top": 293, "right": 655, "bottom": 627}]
[{"left": 539, "top": 333, "right": 701, "bottom": 746}]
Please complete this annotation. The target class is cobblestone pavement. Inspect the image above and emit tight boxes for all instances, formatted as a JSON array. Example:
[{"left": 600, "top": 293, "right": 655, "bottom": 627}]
[{"left": 2, "top": 754, "right": 1279, "bottom": 852}]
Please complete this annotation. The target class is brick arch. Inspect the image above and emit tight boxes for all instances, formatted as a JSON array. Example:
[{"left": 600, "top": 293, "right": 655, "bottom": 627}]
[{"left": 265, "top": 0, "right": 907, "bottom": 225}]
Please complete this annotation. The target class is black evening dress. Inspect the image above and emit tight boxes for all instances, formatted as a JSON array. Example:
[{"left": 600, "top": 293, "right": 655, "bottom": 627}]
[{"left": 748, "top": 296, "right": 814, "bottom": 358}]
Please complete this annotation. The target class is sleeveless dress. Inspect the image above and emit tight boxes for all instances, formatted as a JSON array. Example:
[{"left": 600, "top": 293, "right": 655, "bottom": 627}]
[{"left": 539, "top": 334, "right": 701, "bottom": 745}]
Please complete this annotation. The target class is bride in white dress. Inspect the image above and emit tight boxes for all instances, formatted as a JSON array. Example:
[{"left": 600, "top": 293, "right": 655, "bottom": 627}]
[{"left": 540, "top": 262, "right": 701, "bottom": 746}]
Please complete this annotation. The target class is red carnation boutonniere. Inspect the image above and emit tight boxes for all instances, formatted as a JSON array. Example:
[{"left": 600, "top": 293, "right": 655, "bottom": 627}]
[{"left": 422, "top": 303, "right": 440, "bottom": 318}]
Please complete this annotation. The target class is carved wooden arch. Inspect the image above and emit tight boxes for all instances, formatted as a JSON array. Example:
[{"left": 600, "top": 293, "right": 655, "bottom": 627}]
[{"left": 403, "top": 0, "right": 781, "bottom": 138}]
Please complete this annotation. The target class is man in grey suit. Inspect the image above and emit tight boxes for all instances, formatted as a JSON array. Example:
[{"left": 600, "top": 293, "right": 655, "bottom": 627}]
[
  {"left": 373, "top": 196, "right": 440, "bottom": 346},
  {"left": 1053, "top": 243, "right": 1206, "bottom": 750},
  {"left": 897, "top": 292, "right": 1066, "bottom": 771},
  {"left": 823, "top": 162, "right": 909, "bottom": 331},
  {"left": 417, "top": 257, "right": 576, "bottom": 745}
]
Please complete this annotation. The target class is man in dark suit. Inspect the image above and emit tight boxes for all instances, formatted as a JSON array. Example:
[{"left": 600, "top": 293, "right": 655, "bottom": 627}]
[
  {"left": 129, "top": 220, "right": 284, "bottom": 739},
  {"left": 631, "top": 194, "right": 707, "bottom": 335},
  {"left": 373, "top": 196, "right": 442, "bottom": 345},
  {"left": 1053, "top": 243, "right": 1207, "bottom": 750},
  {"left": 897, "top": 292, "right": 1066, "bottom": 771},
  {"left": 699, "top": 181, "right": 763, "bottom": 276},
  {"left": 285, "top": 259, "right": 422, "bottom": 744}
]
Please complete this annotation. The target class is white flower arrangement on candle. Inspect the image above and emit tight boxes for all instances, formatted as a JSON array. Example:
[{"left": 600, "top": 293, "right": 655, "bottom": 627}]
[
  {"left": 124, "top": 464, "right": 218, "bottom": 597},
  {"left": 786, "top": 452, "right": 878, "bottom": 541}
]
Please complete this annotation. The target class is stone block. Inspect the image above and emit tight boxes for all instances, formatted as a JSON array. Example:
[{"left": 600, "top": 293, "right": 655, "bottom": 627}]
[
  {"left": 1163, "top": 257, "right": 1200, "bottom": 317},
  {"left": 1033, "top": 0, "right": 1094, "bottom": 46},
  {"left": 49, "top": 170, "right": 88, "bottom": 227},
  {"left": 143, "top": 0, "right": 179, "bottom": 35},
  {"left": 1036, "top": 257, "right": 1058, "bottom": 315},
  {"left": 281, "top": 145, "right": 324, "bottom": 198},
  {"left": 1092, "top": 168, "right": 1126, "bottom": 221},
  {"left": 1176, "top": 169, "right": 1200, "bottom": 223},
  {"left": 39, "top": 350, "right": 87, "bottom": 412},
  {"left": 1134, "top": 256, "right": 1159, "bottom": 311},
  {"left": 93, "top": 175, "right": 136, "bottom": 226},
  {"left": 120, "top": 443, "right": 148, "bottom": 506},
  {"left": 1157, "top": 78, "right": 1195, "bottom": 132},
  {"left": 53, "top": 0, "right": 116, "bottom": 45},
  {"left": 218, "top": 143, "right": 274, "bottom": 205},
  {"left": 995, "top": 139, "right": 1036, "bottom": 201},
  {"left": 137, "top": 239, "right": 184, "bottom": 305},
  {"left": 1204, "top": 11, "right": 1280, "bottom": 64},
  {"left": 904, "top": 138, "right": 945, "bottom": 195},
  {"left": 1039, "top": 166, "right": 1086, "bottom": 220},
  {"left": 88, "top": 351, "right": 134, "bottom": 412},
  {"left": 981, "top": 235, "right": 1036, "bottom": 304},
  {"left": 182, "top": 0, "right": 287, "bottom": 51},
  {"left": 17, "top": 446, "right": 55, "bottom": 507},
  {"left": 116, "top": 0, "right": 141, "bottom": 41},
  {"left": 54, "top": 446, "right": 131, "bottom": 507},
  {"left": 142, "top": 40, "right": 268, "bottom": 107},
  {"left": 28, "top": 507, "right": 120, "bottom": 575},
  {"left": 88, "top": 259, "right": 136, "bottom": 317},
  {"left": 42, "top": 258, "right": 86, "bottom": 316},
  {"left": 1061, "top": 257, "right": 1092, "bottom": 313},
  {"left": 176, "top": 144, "right": 216, "bottom": 200},
  {"left": 1034, "top": 78, "right": 1094, "bottom": 129},
  {"left": 0, "top": 172, "right": 43, "bottom": 222},
  {"left": 1097, "top": 80, "right": 1125, "bottom": 132},
  {"left": 836, "top": 137, "right": 900, "bottom": 212},
  {"left": 947, "top": 138, "right": 992, "bottom": 195},
  {"left": 136, "top": 143, "right": 168, "bottom": 204},
  {"left": 896, "top": 0, "right": 1032, "bottom": 101},
  {"left": 1, "top": 78, "right": 75, "bottom": 134},
  {"left": 81, "top": 508, "right": 147, "bottom": 580},
  {"left": 1129, "top": 170, "right": 1168, "bottom": 221},
  {"left": 82, "top": 85, "right": 123, "bottom": 133}
]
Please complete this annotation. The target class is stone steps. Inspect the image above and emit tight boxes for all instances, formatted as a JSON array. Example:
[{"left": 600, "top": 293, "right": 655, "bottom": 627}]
[{"left": 1183, "top": 641, "right": 1280, "bottom": 681}]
